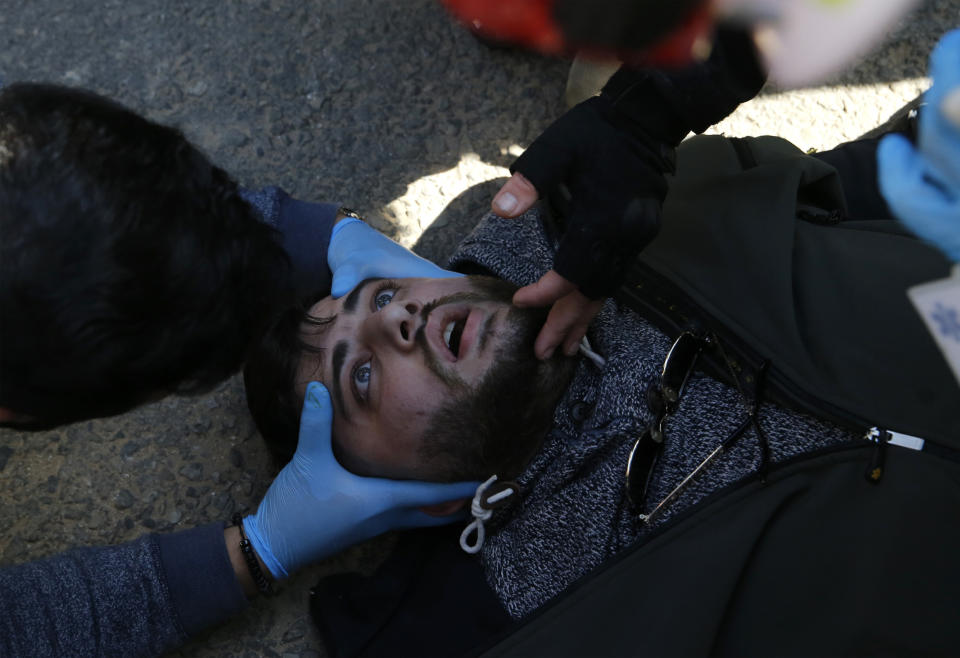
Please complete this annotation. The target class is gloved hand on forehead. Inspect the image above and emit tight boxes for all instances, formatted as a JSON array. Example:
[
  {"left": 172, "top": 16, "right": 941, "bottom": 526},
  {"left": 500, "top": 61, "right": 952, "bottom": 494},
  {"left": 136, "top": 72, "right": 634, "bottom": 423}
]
[
  {"left": 328, "top": 216, "right": 463, "bottom": 298},
  {"left": 878, "top": 28, "right": 960, "bottom": 262},
  {"left": 243, "top": 382, "right": 479, "bottom": 578}
]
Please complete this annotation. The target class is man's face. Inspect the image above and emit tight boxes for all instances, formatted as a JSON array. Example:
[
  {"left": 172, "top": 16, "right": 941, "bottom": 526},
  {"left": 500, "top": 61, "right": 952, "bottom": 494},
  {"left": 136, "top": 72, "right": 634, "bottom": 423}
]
[{"left": 295, "top": 276, "right": 520, "bottom": 480}]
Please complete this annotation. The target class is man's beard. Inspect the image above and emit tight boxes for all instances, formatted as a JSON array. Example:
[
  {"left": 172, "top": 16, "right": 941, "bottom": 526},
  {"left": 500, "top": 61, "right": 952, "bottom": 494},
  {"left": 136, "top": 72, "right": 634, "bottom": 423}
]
[
  {"left": 448, "top": 275, "right": 562, "bottom": 390},
  {"left": 413, "top": 275, "right": 549, "bottom": 392},
  {"left": 491, "top": 303, "right": 552, "bottom": 379},
  {"left": 417, "top": 276, "right": 578, "bottom": 482}
]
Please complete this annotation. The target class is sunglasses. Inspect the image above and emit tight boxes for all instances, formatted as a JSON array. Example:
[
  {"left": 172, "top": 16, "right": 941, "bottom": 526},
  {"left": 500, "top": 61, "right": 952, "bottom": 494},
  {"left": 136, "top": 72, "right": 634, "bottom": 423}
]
[{"left": 626, "top": 332, "right": 768, "bottom": 523}]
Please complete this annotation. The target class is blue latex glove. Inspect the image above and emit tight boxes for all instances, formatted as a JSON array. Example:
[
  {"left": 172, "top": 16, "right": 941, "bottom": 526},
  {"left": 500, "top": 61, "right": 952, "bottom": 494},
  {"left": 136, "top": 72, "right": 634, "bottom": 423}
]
[
  {"left": 244, "top": 382, "right": 479, "bottom": 578},
  {"left": 328, "top": 217, "right": 463, "bottom": 298},
  {"left": 878, "top": 28, "right": 960, "bottom": 262}
]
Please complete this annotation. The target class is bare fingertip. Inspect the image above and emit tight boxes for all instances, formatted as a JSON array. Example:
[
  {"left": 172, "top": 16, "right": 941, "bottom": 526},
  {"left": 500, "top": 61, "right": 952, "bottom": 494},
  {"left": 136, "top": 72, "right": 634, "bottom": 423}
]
[
  {"left": 512, "top": 291, "right": 531, "bottom": 307},
  {"left": 494, "top": 192, "right": 519, "bottom": 217}
]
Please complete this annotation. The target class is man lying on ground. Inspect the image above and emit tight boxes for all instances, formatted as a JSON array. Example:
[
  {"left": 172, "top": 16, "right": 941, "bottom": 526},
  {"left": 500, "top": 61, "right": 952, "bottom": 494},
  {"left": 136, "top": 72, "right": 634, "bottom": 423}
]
[
  {"left": 245, "top": 272, "right": 575, "bottom": 482},
  {"left": 244, "top": 129, "right": 960, "bottom": 656}
]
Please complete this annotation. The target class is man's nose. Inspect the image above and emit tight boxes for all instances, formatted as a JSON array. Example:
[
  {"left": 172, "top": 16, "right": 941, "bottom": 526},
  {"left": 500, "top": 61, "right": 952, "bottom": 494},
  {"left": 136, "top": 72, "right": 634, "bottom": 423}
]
[{"left": 364, "top": 298, "right": 423, "bottom": 351}]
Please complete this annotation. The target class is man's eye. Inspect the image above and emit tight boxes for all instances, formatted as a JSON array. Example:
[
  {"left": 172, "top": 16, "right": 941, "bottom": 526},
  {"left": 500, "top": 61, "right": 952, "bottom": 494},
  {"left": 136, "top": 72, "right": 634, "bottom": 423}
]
[
  {"left": 352, "top": 360, "right": 372, "bottom": 400},
  {"left": 374, "top": 288, "right": 396, "bottom": 310}
]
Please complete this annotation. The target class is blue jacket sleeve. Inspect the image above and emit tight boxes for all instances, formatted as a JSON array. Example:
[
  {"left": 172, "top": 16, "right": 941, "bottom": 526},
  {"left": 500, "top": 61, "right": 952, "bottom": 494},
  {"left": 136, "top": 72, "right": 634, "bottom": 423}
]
[
  {"left": 241, "top": 186, "right": 340, "bottom": 299},
  {"left": 0, "top": 523, "right": 247, "bottom": 657}
]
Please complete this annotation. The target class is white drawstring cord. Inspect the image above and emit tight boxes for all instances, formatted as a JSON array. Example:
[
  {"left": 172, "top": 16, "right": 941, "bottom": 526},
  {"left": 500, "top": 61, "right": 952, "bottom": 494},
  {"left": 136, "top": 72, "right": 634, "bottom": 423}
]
[
  {"left": 460, "top": 475, "right": 514, "bottom": 554},
  {"left": 578, "top": 336, "right": 606, "bottom": 369}
]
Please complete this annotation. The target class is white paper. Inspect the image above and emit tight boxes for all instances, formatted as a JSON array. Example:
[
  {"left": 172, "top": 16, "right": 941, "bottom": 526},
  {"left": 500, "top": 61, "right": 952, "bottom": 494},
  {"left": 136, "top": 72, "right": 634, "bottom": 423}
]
[
  {"left": 908, "top": 265, "right": 960, "bottom": 385},
  {"left": 716, "top": 0, "right": 921, "bottom": 88}
]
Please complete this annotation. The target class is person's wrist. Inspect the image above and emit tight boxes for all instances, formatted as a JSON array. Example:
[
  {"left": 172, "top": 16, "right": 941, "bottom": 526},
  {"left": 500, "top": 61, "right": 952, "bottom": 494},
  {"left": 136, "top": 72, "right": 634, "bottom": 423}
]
[
  {"left": 597, "top": 75, "right": 688, "bottom": 149},
  {"left": 241, "top": 512, "right": 290, "bottom": 580},
  {"left": 329, "top": 214, "right": 365, "bottom": 241},
  {"left": 224, "top": 523, "right": 274, "bottom": 599}
]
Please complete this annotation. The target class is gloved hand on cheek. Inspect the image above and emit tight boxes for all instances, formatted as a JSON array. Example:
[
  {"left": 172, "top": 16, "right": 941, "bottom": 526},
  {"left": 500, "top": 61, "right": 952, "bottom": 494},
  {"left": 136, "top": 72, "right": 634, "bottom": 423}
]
[{"left": 242, "top": 382, "right": 478, "bottom": 578}]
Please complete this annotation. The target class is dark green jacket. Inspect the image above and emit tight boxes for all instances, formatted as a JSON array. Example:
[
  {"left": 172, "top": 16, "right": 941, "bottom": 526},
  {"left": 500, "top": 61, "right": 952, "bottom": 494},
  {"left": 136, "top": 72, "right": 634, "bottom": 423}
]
[
  {"left": 623, "top": 134, "right": 957, "bottom": 447},
  {"left": 482, "top": 136, "right": 960, "bottom": 657},
  {"left": 315, "top": 136, "right": 960, "bottom": 658}
]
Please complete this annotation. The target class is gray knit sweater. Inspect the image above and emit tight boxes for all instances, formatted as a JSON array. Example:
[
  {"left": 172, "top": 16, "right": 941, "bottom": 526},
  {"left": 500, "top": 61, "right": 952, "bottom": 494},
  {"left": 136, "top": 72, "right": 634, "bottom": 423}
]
[{"left": 449, "top": 209, "right": 859, "bottom": 620}]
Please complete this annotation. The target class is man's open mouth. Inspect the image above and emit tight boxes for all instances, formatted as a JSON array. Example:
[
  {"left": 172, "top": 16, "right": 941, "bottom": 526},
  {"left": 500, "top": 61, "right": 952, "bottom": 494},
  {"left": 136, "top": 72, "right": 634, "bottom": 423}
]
[
  {"left": 443, "top": 317, "right": 467, "bottom": 358},
  {"left": 428, "top": 305, "right": 486, "bottom": 363}
]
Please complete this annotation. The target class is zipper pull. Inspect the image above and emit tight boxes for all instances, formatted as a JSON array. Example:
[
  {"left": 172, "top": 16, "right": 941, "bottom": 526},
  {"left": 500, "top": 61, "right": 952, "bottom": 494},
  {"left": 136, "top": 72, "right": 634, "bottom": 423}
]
[{"left": 864, "top": 427, "right": 891, "bottom": 484}]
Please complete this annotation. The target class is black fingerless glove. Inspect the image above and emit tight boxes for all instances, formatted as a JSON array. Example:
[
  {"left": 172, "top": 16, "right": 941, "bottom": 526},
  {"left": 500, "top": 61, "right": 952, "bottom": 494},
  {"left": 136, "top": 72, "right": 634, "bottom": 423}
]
[
  {"left": 510, "top": 94, "right": 670, "bottom": 299},
  {"left": 509, "top": 26, "right": 766, "bottom": 300}
]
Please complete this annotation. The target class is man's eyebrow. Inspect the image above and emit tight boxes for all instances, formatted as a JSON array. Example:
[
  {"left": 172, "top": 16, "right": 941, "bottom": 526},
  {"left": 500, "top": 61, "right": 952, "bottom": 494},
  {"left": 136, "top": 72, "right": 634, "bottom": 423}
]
[
  {"left": 299, "top": 312, "right": 336, "bottom": 387},
  {"left": 343, "top": 277, "right": 384, "bottom": 314},
  {"left": 331, "top": 340, "right": 350, "bottom": 422}
]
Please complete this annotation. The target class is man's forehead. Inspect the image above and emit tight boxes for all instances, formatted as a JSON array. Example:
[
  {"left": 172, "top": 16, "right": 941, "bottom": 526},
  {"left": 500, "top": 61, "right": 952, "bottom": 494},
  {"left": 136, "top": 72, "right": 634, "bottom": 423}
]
[{"left": 342, "top": 277, "right": 385, "bottom": 313}]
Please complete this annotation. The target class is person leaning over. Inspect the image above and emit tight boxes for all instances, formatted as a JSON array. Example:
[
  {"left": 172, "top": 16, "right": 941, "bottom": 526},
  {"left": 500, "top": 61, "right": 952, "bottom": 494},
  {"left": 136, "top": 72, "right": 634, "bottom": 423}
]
[{"left": 0, "top": 82, "right": 474, "bottom": 657}]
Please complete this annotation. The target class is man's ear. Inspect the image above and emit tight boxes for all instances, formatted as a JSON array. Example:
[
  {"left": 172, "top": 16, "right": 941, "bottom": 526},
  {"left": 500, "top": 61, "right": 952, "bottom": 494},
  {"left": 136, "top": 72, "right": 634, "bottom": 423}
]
[
  {"left": 0, "top": 407, "right": 22, "bottom": 423},
  {"left": 418, "top": 499, "right": 469, "bottom": 517}
]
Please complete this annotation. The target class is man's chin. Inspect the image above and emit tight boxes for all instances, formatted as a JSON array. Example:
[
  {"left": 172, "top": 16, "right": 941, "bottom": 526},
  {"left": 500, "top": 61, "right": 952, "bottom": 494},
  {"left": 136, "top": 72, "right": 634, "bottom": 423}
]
[{"left": 501, "top": 304, "right": 551, "bottom": 363}]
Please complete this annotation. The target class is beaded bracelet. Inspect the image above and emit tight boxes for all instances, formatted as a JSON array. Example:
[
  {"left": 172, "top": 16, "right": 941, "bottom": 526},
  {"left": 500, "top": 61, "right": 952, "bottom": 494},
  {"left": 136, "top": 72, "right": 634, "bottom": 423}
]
[{"left": 232, "top": 513, "right": 273, "bottom": 596}]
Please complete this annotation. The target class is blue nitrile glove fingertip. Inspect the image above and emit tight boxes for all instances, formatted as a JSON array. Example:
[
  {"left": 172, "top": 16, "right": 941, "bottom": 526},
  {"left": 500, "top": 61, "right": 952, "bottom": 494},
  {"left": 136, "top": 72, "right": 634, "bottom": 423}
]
[
  {"left": 388, "top": 478, "right": 481, "bottom": 508},
  {"left": 877, "top": 131, "right": 911, "bottom": 159},
  {"left": 327, "top": 217, "right": 367, "bottom": 274},
  {"left": 433, "top": 480, "right": 483, "bottom": 504},
  {"left": 305, "top": 381, "right": 330, "bottom": 410},
  {"left": 242, "top": 514, "right": 289, "bottom": 579},
  {"left": 930, "top": 29, "right": 960, "bottom": 85},
  {"left": 331, "top": 264, "right": 362, "bottom": 298},
  {"left": 399, "top": 507, "right": 472, "bottom": 530},
  {"left": 877, "top": 134, "right": 917, "bottom": 190},
  {"left": 330, "top": 281, "right": 348, "bottom": 299}
]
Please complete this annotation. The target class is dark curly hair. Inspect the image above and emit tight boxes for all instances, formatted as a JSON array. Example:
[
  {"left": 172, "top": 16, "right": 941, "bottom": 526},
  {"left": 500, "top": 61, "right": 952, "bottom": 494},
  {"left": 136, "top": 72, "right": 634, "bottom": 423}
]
[
  {"left": 242, "top": 298, "right": 328, "bottom": 465},
  {"left": 0, "top": 83, "right": 293, "bottom": 428}
]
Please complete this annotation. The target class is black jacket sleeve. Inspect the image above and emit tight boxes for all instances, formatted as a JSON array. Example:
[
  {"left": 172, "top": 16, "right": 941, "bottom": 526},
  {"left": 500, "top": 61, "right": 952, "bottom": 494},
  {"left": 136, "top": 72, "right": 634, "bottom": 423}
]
[
  {"left": 601, "top": 26, "right": 768, "bottom": 147},
  {"left": 241, "top": 186, "right": 340, "bottom": 300}
]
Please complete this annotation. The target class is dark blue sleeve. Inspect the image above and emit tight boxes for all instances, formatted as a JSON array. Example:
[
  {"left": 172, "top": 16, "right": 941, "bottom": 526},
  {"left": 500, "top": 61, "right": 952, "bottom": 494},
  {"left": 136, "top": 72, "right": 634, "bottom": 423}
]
[
  {"left": 0, "top": 523, "right": 247, "bottom": 656},
  {"left": 241, "top": 186, "right": 339, "bottom": 299},
  {"left": 155, "top": 522, "right": 249, "bottom": 638}
]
